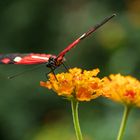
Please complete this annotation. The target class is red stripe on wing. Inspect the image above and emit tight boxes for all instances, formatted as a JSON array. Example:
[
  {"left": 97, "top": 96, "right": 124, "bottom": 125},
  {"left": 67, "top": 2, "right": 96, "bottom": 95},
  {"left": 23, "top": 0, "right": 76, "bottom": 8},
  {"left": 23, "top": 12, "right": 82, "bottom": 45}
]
[
  {"left": 15, "top": 53, "right": 55, "bottom": 64},
  {"left": 1, "top": 58, "right": 11, "bottom": 64},
  {"left": 56, "top": 38, "right": 80, "bottom": 61}
]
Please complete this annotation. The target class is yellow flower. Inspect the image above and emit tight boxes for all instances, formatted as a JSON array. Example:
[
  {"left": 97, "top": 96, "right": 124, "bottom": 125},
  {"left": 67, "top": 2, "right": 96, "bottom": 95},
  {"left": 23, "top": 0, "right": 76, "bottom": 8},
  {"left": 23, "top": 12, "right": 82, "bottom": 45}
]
[
  {"left": 40, "top": 68, "right": 102, "bottom": 101},
  {"left": 102, "top": 74, "right": 140, "bottom": 107}
]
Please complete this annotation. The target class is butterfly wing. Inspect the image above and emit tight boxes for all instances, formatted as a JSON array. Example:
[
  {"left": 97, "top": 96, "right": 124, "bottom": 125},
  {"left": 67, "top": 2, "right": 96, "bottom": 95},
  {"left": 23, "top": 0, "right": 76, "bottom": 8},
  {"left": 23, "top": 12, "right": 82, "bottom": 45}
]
[
  {"left": 0, "top": 53, "right": 56, "bottom": 64},
  {"left": 56, "top": 14, "right": 116, "bottom": 62}
]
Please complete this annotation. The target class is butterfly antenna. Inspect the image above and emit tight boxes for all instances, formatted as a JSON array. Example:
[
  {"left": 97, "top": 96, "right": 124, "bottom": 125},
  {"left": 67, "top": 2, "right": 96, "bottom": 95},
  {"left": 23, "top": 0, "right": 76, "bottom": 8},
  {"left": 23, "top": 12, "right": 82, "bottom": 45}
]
[{"left": 8, "top": 64, "right": 45, "bottom": 79}]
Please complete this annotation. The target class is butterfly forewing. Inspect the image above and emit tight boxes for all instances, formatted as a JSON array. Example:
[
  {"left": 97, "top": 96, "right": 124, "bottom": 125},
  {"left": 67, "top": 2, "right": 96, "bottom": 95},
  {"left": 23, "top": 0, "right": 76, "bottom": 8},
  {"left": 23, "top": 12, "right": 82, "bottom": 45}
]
[
  {"left": 56, "top": 14, "right": 116, "bottom": 62},
  {"left": 0, "top": 53, "right": 56, "bottom": 64}
]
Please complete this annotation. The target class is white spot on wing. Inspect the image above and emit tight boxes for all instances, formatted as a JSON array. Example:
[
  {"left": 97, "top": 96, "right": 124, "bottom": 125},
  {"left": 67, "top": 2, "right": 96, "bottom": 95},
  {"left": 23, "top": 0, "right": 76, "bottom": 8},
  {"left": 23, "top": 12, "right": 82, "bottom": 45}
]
[
  {"left": 31, "top": 55, "right": 49, "bottom": 60},
  {"left": 14, "top": 57, "right": 22, "bottom": 62},
  {"left": 79, "top": 33, "right": 86, "bottom": 39}
]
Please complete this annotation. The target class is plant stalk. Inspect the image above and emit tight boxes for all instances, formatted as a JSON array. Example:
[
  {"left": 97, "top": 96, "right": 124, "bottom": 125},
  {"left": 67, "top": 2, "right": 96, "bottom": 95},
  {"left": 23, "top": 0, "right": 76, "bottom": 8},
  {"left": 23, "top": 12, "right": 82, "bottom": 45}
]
[
  {"left": 71, "top": 99, "right": 83, "bottom": 140},
  {"left": 117, "top": 105, "right": 131, "bottom": 140}
]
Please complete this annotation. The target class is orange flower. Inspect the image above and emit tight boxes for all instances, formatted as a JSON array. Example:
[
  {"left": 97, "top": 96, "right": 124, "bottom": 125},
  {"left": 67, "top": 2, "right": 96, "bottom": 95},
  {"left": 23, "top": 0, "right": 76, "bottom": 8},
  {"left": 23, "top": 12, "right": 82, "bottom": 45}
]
[
  {"left": 40, "top": 68, "right": 102, "bottom": 101},
  {"left": 102, "top": 74, "right": 140, "bottom": 107}
]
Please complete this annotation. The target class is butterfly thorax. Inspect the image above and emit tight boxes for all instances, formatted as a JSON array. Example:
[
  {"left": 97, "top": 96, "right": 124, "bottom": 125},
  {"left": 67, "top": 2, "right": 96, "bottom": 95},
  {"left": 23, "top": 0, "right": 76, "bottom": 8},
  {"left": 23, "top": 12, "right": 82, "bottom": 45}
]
[{"left": 46, "top": 56, "right": 63, "bottom": 70}]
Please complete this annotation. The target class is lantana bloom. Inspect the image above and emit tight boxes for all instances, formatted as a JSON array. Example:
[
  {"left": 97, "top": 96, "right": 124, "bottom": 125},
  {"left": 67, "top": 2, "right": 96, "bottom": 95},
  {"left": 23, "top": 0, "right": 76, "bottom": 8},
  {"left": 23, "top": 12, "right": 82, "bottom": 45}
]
[
  {"left": 102, "top": 74, "right": 140, "bottom": 107},
  {"left": 40, "top": 68, "right": 102, "bottom": 101}
]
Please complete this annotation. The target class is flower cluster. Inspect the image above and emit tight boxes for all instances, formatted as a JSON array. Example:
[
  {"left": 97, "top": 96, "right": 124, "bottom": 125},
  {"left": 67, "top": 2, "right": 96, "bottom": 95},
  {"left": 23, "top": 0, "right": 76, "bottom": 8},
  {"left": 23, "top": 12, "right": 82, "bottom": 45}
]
[
  {"left": 40, "top": 68, "right": 102, "bottom": 101},
  {"left": 102, "top": 74, "right": 140, "bottom": 107},
  {"left": 40, "top": 68, "right": 140, "bottom": 107}
]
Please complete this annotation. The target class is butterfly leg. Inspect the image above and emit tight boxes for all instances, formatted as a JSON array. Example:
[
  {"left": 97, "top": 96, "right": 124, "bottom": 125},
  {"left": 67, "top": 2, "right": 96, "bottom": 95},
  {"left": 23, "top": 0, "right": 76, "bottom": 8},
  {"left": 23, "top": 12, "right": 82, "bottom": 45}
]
[
  {"left": 62, "top": 59, "right": 71, "bottom": 72},
  {"left": 45, "top": 70, "right": 58, "bottom": 81}
]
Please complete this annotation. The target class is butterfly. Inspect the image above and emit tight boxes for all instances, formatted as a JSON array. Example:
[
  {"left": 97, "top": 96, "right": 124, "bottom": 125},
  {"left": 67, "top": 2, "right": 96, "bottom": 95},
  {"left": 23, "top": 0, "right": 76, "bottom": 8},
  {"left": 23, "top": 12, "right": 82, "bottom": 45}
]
[{"left": 0, "top": 14, "right": 116, "bottom": 78}]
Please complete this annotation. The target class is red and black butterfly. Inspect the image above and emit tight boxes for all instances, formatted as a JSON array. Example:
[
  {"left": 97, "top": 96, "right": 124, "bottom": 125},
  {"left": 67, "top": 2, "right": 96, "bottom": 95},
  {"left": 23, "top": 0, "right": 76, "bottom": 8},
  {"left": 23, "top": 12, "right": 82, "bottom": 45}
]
[{"left": 0, "top": 14, "right": 116, "bottom": 78}]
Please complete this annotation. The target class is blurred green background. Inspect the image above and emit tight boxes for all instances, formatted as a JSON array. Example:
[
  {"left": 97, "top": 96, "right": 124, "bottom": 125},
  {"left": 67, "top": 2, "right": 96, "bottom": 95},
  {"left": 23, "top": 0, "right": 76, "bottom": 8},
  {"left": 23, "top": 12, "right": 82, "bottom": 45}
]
[{"left": 0, "top": 0, "right": 140, "bottom": 140}]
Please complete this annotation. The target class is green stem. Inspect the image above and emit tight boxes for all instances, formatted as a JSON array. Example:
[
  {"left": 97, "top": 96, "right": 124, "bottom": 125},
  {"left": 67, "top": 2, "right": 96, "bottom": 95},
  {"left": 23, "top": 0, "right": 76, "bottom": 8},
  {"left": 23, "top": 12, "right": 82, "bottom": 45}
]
[
  {"left": 71, "top": 99, "right": 83, "bottom": 140},
  {"left": 117, "top": 105, "right": 131, "bottom": 140}
]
